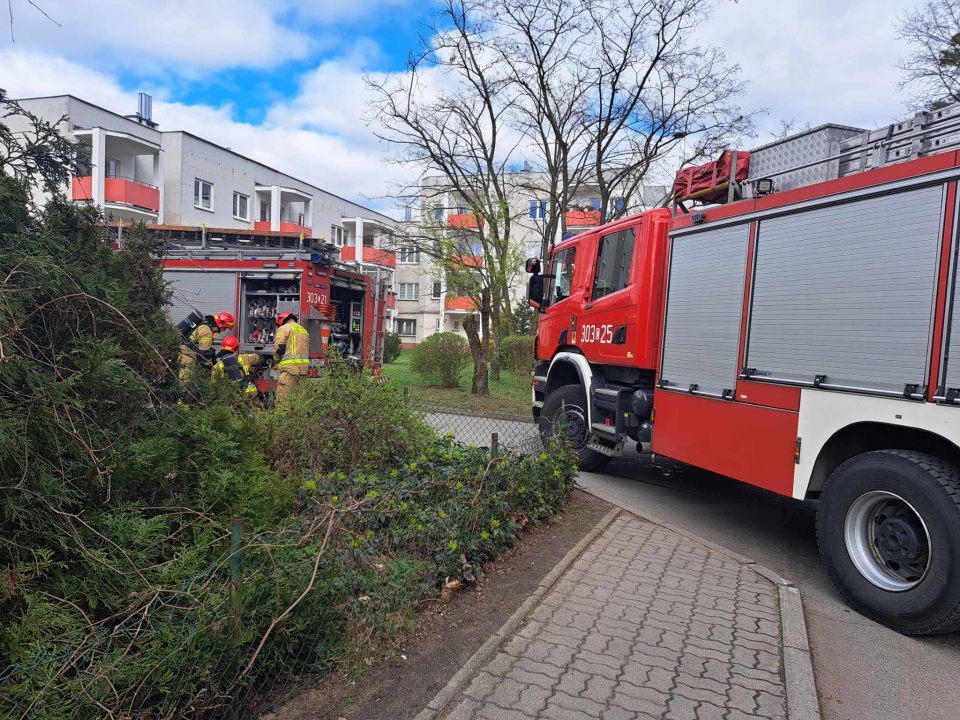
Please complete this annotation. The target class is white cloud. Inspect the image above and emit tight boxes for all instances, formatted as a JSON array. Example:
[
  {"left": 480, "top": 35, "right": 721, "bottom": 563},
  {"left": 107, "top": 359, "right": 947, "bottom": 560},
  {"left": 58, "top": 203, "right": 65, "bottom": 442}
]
[
  {"left": 697, "top": 0, "right": 926, "bottom": 143},
  {"left": 0, "top": 0, "right": 939, "bottom": 217},
  {"left": 0, "top": 0, "right": 413, "bottom": 74},
  {"left": 0, "top": 48, "right": 414, "bottom": 214}
]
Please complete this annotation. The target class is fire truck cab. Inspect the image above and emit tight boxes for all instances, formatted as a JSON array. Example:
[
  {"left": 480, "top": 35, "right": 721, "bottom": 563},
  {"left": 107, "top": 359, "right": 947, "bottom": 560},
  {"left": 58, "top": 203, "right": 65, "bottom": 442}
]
[{"left": 529, "top": 106, "right": 960, "bottom": 635}]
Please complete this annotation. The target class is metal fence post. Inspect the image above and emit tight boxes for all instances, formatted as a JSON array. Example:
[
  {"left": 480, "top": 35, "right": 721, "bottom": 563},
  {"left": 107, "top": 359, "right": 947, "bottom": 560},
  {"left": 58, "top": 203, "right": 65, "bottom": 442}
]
[
  {"left": 491, "top": 432, "right": 499, "bottom": 459},
  {"left": 403, "top": 387, "right": 409, "bottom": 405},
  {"left": 230, "top": 517, "right": 245, "bottom": 642}
]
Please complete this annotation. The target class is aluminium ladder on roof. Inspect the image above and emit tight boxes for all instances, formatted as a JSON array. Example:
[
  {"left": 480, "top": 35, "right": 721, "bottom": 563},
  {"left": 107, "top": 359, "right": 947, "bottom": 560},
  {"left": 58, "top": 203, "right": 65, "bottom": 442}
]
[{"left": 746, "top": 101, "right": 960, "bottom": 193}]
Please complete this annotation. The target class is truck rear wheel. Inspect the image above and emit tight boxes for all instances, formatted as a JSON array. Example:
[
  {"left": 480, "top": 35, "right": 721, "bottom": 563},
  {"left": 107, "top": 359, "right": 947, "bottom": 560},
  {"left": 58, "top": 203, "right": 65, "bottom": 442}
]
[
  {"left": 539, "top": 385, "right": 612, "bottom": 472},
  {"left": 817, "top": 450, "right": 960, "bottom": 635}
]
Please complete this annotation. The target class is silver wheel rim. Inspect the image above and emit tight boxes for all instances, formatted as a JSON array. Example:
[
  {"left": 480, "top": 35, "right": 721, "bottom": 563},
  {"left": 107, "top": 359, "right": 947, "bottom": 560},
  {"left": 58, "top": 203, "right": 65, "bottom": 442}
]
[
  {"left": 550, "top": 401, "right": 589, "bottom": 450},
  {"left": 844, "top": 490, "right": 931, "bottom": 592}
]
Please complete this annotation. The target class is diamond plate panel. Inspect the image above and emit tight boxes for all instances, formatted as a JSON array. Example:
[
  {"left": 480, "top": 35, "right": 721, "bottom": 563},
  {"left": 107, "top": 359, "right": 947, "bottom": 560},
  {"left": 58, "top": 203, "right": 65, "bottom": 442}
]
[{"left": 749, "top": 125, "right": 864, "bottom": 192}]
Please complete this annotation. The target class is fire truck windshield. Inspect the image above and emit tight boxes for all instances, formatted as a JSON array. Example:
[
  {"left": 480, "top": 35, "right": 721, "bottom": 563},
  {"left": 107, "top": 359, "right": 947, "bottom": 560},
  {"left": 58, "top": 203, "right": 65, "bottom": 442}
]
[{"left": 548, "top": 247, "right": 576, "bottom": 305}]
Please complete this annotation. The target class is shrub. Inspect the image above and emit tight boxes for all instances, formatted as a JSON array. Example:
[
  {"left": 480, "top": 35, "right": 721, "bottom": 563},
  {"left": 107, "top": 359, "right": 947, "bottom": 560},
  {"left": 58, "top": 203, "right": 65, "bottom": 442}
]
[
  {"left": 263, "top": 356, "right": 433, "bottom": 475},
  {"left": 501, "top": 335, "right": 535, "bottom": 372},
  {"left": 384, "top": 330, "right": 402, "bottom": 363},
  {"left": 411, "top": 332, "right": 470, "bottom": 388}
]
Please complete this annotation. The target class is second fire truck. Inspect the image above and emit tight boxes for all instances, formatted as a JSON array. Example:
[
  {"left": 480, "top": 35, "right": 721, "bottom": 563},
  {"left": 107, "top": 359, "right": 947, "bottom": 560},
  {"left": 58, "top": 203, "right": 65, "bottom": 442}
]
[
  {"left": 528, "top": 103, "right": 960, "bottom": 635},
  {"left": 161, "top": 232, "right": 389, "bottom": 393}
]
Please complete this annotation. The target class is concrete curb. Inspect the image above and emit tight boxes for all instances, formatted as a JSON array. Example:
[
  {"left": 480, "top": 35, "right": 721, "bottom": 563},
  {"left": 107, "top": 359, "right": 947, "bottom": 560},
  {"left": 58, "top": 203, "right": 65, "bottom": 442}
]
[
  {"left": 413, "top": 507, "right": 622, "bottom": 720},
  {"left": 579, "top": 484, "right": 821, "bottom": 720}
]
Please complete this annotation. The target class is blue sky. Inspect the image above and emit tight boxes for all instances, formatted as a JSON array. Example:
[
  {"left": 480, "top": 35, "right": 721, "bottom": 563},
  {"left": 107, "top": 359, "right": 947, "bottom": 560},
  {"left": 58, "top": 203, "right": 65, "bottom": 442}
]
[{"left": 0, "top": 0, "right": 928, "bottom": 214}]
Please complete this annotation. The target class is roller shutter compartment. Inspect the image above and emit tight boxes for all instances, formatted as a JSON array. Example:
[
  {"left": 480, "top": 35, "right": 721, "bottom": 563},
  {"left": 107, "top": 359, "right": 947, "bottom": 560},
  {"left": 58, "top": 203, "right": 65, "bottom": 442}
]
[
  {"left": 164, "top": 270, "right": 238, "bottom": 325},
  {"left": 746, "top": 184, "right": 944, "bottom": 396},
  {"left": 660, "top": 224, "right": 749, "bottom": 397}
]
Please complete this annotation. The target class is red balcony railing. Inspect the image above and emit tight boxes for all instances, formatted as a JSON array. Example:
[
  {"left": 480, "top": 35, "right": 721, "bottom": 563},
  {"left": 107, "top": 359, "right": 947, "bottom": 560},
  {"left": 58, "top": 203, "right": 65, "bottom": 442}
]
[
  {"left": 447, "top": 213, "right": 483, "bottom": 230},
  {"left": 364, "top": 248, "right": 397, "bottom": 267},
  {"left": 445, "top": 296, "right": 476, "bottom": 312},
  {"left": 565, "top": 210, "right": 601, "bottom": 227},
  {"left": 253, "top": 221, "right": 312, "bottom": 237},
  {"left": 451, "top": 254, "right": 484, "bottom": 269},
  {"left": 72, "top": 176, "right": 160, "bottom": 213},
  {"left": 339, "top": 246, "right": 357, "bottom": 262}
]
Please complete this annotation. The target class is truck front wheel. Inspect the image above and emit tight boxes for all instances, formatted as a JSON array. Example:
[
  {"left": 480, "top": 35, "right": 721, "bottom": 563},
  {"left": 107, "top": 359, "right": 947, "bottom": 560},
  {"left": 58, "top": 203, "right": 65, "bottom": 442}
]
[
  {"left": 817, "top": 450, "right": 960, "bottom": 635},
  {"left": 539, "top": 385, "right": 612, "bottom": 472}
]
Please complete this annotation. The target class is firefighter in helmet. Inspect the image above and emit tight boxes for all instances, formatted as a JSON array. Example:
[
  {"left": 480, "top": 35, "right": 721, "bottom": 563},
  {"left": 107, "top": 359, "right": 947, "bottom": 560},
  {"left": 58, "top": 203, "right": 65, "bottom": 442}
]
[
  {"left": 178, "top": 311, "right": 235, "bottom": 379},
  {"left": 212, "top": 335, "right": 262, "bottom": 399},
  {"left": 273, "top": 311, "right": 310, "bottom": 403}
]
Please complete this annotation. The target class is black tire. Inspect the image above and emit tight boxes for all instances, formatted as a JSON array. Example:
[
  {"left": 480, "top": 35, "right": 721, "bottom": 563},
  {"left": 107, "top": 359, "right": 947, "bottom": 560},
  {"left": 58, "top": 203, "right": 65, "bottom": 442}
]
[
  {"left": 816, "top": 450, "right": 960, "bottom": 635},
  {"left": 539, "top": 385, "right": 613, "bottom": 472}
]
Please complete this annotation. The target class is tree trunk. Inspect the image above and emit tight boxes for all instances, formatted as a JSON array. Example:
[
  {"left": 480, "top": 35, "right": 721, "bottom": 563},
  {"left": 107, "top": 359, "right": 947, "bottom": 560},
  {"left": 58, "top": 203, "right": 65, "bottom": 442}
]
[
  {"left": 463, "top": 313, "right": 489, "bottom": 396},
  {"left": 490, "top": 297, "right": 502, "bottom": 382},
  {"left": 482, "top": 290, "right": 498, "bottom": 382}
]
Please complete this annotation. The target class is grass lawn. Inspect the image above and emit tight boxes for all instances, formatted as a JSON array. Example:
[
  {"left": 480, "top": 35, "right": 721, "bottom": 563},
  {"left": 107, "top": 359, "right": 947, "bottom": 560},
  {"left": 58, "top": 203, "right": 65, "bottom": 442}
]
[{"left": 383, "top": 352, "right": 532, "bottom": 415}]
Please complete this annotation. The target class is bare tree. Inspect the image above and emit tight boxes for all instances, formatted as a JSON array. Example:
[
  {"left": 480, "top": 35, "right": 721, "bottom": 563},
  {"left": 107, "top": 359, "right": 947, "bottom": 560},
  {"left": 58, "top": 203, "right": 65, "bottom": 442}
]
[
  {"left": 367, "top": 0, "right": 521, "bottom": 392},
  {"left": 490, "top": 0, "right": 595, "bottom": 262},
  {"left": 583, "top": 0, "right": 754, "bottom": 223},
  {"left": 897, "top": 0, "right": 960, "bottom": 109},
  {"left": 371, "top": 0, "right": 755, "bottom": 382}
]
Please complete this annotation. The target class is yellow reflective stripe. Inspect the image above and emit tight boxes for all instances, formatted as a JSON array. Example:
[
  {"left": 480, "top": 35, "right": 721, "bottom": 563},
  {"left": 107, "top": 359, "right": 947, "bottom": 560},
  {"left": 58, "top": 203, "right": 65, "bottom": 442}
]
[{"left": 278, "top": 357, "right": 309, "bottom": 367}]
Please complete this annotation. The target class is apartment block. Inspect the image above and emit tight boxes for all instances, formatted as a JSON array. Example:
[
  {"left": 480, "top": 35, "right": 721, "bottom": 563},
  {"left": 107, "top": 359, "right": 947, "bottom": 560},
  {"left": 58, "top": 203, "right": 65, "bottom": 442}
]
[
  {"left": 392, "top": 172, "right": 667, "bottom": 347},
  {"left": 10, "top": 94, "right": 399, "bottom": 315}
]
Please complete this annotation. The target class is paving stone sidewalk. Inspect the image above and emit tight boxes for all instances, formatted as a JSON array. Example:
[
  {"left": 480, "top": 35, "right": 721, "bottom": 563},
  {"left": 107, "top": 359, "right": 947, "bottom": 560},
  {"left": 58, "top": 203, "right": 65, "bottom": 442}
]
[{"left": 441, "top": 513, "right": 787, "bottom": 720}]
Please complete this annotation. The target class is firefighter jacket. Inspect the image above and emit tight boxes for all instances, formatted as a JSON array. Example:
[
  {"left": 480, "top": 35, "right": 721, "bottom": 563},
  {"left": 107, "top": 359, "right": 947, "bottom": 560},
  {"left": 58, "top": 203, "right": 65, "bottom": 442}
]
[
  {"left": 274, "top": 322, "right": 310, "bottom": 376},
  {"left": 212, "top": 353, "right": 262, "bottom": 397},
  {"left": 179, "top": 324, "right": 217, "bottom": 369}
]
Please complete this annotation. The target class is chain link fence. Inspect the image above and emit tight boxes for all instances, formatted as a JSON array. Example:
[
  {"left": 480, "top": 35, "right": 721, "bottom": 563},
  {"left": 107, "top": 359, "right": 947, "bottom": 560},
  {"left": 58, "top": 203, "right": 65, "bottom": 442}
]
[{"left": 402, "top": 389, "right": 543, "bottom": 456}]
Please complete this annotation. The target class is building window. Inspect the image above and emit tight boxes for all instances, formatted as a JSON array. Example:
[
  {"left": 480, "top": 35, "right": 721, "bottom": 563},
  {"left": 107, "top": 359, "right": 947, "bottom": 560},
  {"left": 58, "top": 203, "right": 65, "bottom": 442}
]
[
  {"left": 529, "top": 200, "right": 546, "bottom": 219},
  {"left": 399, "top": 246, "right": 420, "bottom": 264},
  {"left": 398, "top": 283, "right": 420, "bottom": 301},
  {"left": 260, "top": 201, "right": 269, "bottom": 222},
  {"left": 105, "top": 157, "right": 120, "bottom": 178},
  {"left": 589, "top": 198, "right": 602, "bottom": 211},
  {"left": 593, "top": 227, "right": 635, "bottom": 299},
  {"left": 613, "top": 197, "right": 626, "bottom": 213},
  {"left": 397, "top": 318, "right": 416, "bottom": 337},
  {"left": 431, "top": 280, "right": 442, "bottom": 300},
  {"left": 434, "top": 206, "right": 444, "bottom": 220},
  {"left": 330, "top": 225, "right": 344, "bottom": 247},
  {"left": 233, "top": 192, "right": 250, "bottom": 221},
  {"left": 194, "top": 179, "right": 214, "bottom": 211},
  {"left": 453, "top": 320, "right": 461, "bottom": 331},
  {"left": 436, "top": 318, "right": 441, "bottom": 332}
]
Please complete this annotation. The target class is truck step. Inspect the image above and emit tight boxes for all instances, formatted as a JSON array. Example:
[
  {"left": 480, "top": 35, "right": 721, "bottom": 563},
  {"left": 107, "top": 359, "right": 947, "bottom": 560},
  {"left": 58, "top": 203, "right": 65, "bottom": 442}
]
[
  {"left": 591, "top": 422, "right": 619, "bottom": 439},
  {"left": 586, "top": 439, "right": 624, "bottom": 457}
]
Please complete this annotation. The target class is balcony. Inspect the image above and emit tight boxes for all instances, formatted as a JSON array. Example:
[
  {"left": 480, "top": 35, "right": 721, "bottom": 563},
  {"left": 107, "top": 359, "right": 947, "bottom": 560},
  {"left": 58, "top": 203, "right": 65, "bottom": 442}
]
[
  {"left": 447, "top": 213, "right": 484, "bottom": 230},
  {"left": 254, "top": 221, "right": 312, "bottom": 237},
  {"left": 451, "top": 254, "right": 484, "bottom": 269},
  {"left": 364, "top": 248, "right": 397, "bottom": 268},
  {"left": 72, "top": 176, "right": 160, "bottom": 213},
  {"left": 445, "top": 296, "right": 477, "bottom": 312},
  {"left": 337, "top": 246, "right": 396, "bottom": 268},
  {"left": 565, "top": 210, "right": 601, "bottom": 227}
]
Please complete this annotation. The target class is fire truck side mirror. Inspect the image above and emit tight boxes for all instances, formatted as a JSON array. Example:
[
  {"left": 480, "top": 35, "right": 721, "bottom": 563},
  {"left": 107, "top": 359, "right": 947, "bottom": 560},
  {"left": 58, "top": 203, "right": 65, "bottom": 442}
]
[
  {"left": 527, "top": 274, "right": 545, "bottom": 311},
  {"left": 525, "top": 257, "right": 541, "bottom": 274}
]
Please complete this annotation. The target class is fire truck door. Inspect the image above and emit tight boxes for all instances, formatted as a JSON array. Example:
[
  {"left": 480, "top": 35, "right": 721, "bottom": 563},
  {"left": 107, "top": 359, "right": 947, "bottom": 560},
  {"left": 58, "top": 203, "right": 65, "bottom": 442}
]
[{"left": 578, "top": 225, "right": 639, "bottom": 363}]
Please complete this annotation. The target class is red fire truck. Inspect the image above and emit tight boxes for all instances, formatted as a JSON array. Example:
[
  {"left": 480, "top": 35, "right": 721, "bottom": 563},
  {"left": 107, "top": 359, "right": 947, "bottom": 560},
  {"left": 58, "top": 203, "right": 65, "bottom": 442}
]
[
  {"left": 161, "top": 233, "right": 388, "bottom": 392},
  {"left": 528, "top": 105, "right": 960, "bottom": 634}
]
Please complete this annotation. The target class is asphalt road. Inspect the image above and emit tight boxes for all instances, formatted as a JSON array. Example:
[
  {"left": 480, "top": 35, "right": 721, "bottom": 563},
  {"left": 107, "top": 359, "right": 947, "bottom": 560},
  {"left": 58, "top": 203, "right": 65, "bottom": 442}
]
[{"left": 578, "top": 448, "right": 960, "bottom": 720}]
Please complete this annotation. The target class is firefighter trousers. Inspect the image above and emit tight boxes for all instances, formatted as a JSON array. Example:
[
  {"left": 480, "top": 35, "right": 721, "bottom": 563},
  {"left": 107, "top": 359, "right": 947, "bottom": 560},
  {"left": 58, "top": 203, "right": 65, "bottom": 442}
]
[{"left": 275, "top": 371, "right": 301, "bottom": 405}]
